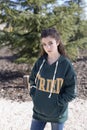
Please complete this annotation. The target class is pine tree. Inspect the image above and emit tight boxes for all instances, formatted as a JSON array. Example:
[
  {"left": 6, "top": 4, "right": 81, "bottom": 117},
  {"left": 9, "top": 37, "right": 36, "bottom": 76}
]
[{"left": 0, "top": 0, "right": 86, "bottom": 63}]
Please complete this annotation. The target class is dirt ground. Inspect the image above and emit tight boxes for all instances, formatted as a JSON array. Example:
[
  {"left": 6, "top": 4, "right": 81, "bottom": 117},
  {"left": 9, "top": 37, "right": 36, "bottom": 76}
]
[{"left": 0, "top": 46, "right": 87, "bottom": 102}]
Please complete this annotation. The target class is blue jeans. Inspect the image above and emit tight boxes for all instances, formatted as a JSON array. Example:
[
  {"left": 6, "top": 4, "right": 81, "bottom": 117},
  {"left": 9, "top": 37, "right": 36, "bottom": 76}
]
[{"left": 30, "top": 118, "right": 64, "bottom": 130}]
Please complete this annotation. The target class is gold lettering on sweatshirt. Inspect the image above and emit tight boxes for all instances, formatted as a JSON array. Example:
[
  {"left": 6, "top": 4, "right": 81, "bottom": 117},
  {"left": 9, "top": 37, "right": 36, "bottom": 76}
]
[
  {"left": 39, "top": 77, "right": 45, "bottom": 91},
  {"left": 56, "top": 78, "right": 63, "bottom": 93},
  {"left": 36, "top": 74, "right": 64, "bottom": 94},
  {"left": 46, "top": 79, "right": 54, "bottom": 92}
]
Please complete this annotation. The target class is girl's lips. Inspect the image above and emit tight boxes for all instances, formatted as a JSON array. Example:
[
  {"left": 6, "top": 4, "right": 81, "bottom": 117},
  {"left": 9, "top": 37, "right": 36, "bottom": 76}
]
[{"left": 47, "top": 50, "right": 52, "bottom": 52}]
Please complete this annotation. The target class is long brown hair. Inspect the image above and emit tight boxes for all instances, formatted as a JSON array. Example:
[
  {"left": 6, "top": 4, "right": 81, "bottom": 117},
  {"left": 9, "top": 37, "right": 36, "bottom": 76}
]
[{"left": 40, "top": 27, "right": 67, "bottom": 57}]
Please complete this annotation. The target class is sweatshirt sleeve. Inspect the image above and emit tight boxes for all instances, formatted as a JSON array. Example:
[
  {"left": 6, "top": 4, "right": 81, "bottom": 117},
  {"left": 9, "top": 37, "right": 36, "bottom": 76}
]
[
  {"left": 57, "top": 63, "right": 77, "bottom": 106},
  {"left": 29, "top": 63, "right": 37, "bottom": 87},
  {"left": 29, "top": 61, "right": 39, "bottom": 97},
  {"left": 29, "top": 57, "right": 43, "bottom": 97}
]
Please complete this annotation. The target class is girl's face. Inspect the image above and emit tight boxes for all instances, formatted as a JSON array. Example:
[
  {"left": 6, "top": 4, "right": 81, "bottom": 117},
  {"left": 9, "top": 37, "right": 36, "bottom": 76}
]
[{"left": 41, "top": 36, "right": 59, "bottom": 56}]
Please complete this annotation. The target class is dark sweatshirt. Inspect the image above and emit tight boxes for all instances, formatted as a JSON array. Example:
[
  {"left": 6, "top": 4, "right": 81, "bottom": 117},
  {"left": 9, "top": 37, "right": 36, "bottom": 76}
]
[{"left": 29, "top": 55, "right": 77, "bottom": 123}]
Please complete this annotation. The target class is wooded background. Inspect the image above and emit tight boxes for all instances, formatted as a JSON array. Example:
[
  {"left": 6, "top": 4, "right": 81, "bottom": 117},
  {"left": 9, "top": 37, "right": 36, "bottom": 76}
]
[{"left": 0, "top": 0, "right": 87, "bottom": 63}]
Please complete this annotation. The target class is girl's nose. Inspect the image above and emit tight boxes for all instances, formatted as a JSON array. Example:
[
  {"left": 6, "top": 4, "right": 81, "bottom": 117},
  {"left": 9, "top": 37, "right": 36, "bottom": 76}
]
[{"left": 46, "top": 44, "right": 51, "bottom": 49}]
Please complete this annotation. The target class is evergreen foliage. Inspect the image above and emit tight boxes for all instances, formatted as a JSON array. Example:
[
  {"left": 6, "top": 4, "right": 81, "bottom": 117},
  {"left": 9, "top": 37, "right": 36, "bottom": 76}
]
[{"left": 0, "top": 0, "right": 87, "bottom": 63}]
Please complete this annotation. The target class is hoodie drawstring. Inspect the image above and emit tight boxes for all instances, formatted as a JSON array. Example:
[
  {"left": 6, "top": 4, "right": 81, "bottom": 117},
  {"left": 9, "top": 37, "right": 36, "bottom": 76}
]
[
  {"left": 48, "top": 61, "right": 58, "bottom": 98},
  {"left": 35, "top": 59, "right": 45, "bottom": 84}
]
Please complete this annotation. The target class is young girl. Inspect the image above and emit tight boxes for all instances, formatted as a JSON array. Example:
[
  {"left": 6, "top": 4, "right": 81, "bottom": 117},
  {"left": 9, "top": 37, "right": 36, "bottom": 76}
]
[{"left": 29, "top": 28, "right": 77, "bottom": 130}]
